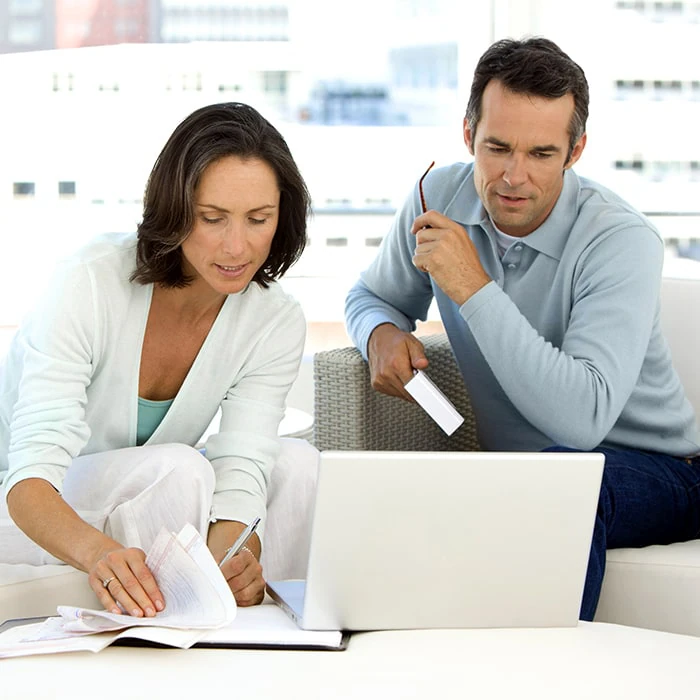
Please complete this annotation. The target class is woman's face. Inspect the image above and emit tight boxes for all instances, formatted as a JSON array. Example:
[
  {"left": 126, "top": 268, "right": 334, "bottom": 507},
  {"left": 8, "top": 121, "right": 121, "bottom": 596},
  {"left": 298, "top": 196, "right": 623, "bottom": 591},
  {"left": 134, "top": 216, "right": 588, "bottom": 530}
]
[{"left": 181, "top": 155, "right": 281, "bottom": 296}]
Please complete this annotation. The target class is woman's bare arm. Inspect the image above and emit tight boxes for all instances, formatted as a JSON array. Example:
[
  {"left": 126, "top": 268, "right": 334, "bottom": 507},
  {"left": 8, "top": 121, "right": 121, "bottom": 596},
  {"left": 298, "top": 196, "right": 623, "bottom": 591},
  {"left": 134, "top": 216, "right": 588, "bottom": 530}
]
[{"left": 6, "top": 478, "right": 164, "bottom": 616}]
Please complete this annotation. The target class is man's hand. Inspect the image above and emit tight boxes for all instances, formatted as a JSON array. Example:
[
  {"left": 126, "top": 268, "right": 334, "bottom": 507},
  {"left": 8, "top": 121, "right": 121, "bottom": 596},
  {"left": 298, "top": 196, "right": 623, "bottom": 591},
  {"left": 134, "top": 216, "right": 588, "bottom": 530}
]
[
  {"left": 367, "top": 323, "right": 428, "bottom": 400},
  {"left": 411, "top": 210, "right": 491, "bottom": 305}
]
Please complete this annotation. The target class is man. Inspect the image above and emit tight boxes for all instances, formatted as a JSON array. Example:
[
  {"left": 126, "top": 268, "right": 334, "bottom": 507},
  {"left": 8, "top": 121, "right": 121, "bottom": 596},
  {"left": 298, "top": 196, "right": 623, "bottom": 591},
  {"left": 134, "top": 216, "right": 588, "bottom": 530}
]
[{"left": 345, "top": 37, "right": 700, "bottom": 620}]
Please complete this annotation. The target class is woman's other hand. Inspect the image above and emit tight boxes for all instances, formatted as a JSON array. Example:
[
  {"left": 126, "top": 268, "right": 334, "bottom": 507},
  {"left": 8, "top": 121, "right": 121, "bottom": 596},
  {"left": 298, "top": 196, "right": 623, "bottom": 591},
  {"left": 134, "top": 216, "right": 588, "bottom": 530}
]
[
  {"left": 219, "top": 545, "right": 265, "bottom": 606},
  {"left": 209, "top": 520, "right": 265, "bottom": 605},
  {"left": 89, "top": 546, "right": 165, "bottom": 617}
]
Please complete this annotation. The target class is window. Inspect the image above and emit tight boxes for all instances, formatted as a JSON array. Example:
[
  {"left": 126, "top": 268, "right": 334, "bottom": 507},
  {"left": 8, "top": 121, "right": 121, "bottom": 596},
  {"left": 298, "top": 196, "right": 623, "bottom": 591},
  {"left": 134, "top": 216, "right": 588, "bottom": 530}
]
[
  {"left": 13, "top": 181, "right": 35, "bottom": 198},
  {"left": 8, "top": 19, "right": 42, "bottom": 44},
  {"left": 263, "top": 71, "right": 287, "bottom": 95},
  {"left": 1, "top": 0, "right": 699, "bottom": 344},
  {"left": 8, "top": 0, "right": 43, "bottom": 13},
  {"left": 58, "top": 181, "right": 76, "bottom": 198}
]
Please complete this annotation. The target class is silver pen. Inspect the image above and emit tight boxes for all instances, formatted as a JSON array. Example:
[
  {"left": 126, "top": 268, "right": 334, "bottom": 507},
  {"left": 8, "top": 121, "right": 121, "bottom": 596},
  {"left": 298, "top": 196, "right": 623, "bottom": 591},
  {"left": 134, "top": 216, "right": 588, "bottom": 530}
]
[{"left": 218, "top": 516, "right": 261, "bottom": 569}]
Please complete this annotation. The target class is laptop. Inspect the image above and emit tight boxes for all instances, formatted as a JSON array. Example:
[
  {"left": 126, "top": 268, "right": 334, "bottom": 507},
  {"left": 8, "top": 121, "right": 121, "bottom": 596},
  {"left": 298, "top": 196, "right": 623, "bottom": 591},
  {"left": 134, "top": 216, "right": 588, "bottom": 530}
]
[{"left": 266, "top": 450, "right": 604, "bottom": 631}]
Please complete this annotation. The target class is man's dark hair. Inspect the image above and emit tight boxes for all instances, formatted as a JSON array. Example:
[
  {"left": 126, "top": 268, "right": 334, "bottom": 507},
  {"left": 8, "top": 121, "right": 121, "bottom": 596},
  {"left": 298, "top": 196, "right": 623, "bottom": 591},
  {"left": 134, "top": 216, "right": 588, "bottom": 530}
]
[
  {"left": 132, "top": 102, "right": 310, "bottom": 288},
  {"left": 465, "top": 37, "right": 589, "bottom": 163}
]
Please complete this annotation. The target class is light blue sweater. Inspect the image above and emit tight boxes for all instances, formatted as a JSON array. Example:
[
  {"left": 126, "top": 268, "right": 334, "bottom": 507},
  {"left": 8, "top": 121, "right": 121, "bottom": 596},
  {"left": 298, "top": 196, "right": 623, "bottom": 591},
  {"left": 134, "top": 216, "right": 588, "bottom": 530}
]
[
  {"left": 0, "top": 232, "right": 306, "bottom": 533},
  {"left": 346, "top": 163, "right": 700, "bottom": 456}
]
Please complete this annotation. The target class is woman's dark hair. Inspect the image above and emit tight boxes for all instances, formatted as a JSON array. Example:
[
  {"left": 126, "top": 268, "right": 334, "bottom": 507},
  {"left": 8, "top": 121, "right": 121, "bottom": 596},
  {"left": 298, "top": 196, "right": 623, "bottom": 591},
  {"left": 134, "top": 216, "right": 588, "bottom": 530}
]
[
  {"left": 465, "top": 37, "right": 589, "bottom": 163},
  {"left": 132, "top": 102, "right": 311, "bottom": 288}
]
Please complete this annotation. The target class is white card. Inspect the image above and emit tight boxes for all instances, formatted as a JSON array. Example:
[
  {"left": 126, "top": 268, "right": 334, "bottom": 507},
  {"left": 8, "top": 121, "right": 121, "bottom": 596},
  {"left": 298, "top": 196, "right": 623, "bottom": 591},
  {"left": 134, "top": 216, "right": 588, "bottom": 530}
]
[{"left": 404, "top": 369, "right": 465, "bottom": 436}]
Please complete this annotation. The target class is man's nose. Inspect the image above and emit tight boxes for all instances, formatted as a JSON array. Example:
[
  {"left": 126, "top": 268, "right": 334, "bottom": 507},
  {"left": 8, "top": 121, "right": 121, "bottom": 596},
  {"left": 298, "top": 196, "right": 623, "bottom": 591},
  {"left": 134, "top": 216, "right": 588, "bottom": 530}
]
[{"left": 503, "top": 155, "right": 528, "bottom": 188}]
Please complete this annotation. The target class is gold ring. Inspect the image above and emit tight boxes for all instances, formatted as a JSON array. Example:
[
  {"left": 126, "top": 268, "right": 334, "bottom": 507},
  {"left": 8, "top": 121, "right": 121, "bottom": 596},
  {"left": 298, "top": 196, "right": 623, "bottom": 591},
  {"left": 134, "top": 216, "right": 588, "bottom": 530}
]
[{"left": 102, "top": 576, "right": 116, "bottom": 589}]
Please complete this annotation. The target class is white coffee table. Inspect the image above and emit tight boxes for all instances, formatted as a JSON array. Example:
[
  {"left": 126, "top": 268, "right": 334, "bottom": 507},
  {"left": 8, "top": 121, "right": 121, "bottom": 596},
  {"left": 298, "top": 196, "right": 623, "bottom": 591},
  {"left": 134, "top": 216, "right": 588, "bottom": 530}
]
[
  {"left": 278, "top": 406, "right": 314, "bottom": 441},
  {"left": 3, "top": 621, "right": 700, "bottom": 699}
]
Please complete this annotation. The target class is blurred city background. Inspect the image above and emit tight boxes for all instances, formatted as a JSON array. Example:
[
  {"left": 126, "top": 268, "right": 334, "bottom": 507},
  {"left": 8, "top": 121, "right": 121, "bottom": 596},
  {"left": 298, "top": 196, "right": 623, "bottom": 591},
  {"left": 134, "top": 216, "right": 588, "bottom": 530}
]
[{"left": 1, "top": 0, "right": 699, "bottom": 354}]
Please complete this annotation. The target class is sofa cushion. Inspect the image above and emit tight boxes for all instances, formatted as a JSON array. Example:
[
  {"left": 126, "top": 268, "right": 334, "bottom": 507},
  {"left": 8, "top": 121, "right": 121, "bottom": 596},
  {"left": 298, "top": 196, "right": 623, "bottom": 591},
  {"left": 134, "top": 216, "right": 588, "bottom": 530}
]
[
  {"left": 0, "top": 563, "right": 98, "bottom": 622},
  {"left": 595, "top": 540, "right": 700, "bottom": 636}
]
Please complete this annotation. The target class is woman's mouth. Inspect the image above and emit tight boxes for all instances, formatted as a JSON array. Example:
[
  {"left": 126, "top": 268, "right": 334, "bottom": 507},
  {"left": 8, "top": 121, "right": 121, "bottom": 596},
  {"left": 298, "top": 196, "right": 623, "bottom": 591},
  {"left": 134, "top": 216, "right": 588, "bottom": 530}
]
[{"left": 215, "top": 263, "right": 247, "bottom": 277}]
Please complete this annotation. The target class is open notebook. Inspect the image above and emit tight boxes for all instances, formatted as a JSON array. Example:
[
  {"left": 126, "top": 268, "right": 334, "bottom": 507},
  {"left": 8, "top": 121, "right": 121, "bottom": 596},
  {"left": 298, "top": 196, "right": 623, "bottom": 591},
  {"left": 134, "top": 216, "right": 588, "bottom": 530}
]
[
  {"left": 0, "top": 524, "right": 347, "bottom": 657},
  {"left": 267, "top": 450, "right": 604, "bottom": 631}
]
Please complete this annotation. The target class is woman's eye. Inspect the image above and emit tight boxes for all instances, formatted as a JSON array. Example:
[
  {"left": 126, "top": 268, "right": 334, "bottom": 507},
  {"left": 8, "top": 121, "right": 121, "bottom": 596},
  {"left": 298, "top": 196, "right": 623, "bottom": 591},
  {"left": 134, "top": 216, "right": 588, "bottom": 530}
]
[
  {"left": 250, "top": 218, "right": 268, "bottom": 225},
  {"left": 202, "top": 215, "right": 222, "bottom": 224}
]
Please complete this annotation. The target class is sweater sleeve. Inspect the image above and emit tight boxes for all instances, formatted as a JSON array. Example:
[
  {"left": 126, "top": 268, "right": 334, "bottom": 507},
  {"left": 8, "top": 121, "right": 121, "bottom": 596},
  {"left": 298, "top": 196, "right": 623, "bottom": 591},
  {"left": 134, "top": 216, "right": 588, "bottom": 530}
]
[
  {"left": 462, "top": 224, "right": 664, "bottom": 450},
  {"left": 345, "top": 185, "right": 434, "bottom": 359},
  {"left": 204, "top": 298, "right": 306, "bottom": 534},
  {"left": 4, "top": 260, "right": 96, "bottom": 497}
]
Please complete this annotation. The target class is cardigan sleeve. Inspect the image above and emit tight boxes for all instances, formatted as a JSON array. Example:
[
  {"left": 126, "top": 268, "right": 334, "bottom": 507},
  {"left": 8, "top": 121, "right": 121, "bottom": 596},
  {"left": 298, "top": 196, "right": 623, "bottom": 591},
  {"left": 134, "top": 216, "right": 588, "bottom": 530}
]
[
  {"left": 204, "top": 295, "right": 306, "bottom": 535},
  {"left": 4, "top": 259, "right": 97, "bottom": 498}
]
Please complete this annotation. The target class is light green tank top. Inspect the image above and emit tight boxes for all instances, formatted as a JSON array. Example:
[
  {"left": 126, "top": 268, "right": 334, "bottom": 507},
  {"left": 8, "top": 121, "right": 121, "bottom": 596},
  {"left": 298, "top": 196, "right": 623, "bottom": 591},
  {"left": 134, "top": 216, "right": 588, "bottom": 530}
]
[{"left": 137, "top": 397, "right": 174, "bottom": 446}]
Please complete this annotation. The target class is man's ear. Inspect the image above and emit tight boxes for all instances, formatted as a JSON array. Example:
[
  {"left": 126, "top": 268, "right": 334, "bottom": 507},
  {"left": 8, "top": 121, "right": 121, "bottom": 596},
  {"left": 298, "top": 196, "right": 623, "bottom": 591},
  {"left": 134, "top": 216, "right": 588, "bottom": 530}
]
[
  {"left": 463, "top": 117, "right": 475, "bottom": 156},
  {"left": 565, "top": 133, "right": 587, "bottom": 169}
]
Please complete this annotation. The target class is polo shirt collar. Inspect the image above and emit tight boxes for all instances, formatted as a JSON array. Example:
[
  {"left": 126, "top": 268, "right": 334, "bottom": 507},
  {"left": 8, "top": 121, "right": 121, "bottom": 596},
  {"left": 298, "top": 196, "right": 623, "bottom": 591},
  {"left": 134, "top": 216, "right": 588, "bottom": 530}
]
[{"left": 444, "top": 167, "right": 581, "bottom": 262}]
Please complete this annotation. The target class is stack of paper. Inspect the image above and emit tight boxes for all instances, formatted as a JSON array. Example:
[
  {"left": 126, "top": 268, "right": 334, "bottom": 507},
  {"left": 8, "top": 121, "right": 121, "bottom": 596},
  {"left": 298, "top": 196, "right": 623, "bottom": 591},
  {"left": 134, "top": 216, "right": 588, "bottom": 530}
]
[{"left": 57, "top": 523, "right": 236, "bottom": 634}]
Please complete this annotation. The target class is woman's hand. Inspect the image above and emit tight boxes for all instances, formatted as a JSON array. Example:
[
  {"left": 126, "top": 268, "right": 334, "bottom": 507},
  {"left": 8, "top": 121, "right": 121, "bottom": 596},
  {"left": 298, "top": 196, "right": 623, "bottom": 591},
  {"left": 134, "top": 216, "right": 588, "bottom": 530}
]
[
  {"left": 219, "top": 545, "right": 265, "bottom": 606},
  {"left": 208, "top": 520, "right": 265, "bottom": 606},
  {"left": 88, "top": 546, "right": 165, "bottom": 617},
  {"left": 6, "top": 478, "right": 165, "bottom": 616}
]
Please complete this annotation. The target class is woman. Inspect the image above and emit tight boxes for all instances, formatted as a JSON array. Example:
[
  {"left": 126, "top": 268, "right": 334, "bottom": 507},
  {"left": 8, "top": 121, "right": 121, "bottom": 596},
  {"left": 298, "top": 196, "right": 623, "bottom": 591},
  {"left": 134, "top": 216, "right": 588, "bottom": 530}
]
[{"left": 0, "top": 102, "right": 317, "bottom": 614}]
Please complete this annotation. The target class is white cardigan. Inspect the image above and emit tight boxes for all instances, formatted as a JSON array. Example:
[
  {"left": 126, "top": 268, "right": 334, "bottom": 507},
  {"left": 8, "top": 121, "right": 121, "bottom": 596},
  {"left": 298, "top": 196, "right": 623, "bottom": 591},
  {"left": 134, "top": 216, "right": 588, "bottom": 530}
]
[{"left": 0, "top": 232, "right": 306, "bottom": 531}]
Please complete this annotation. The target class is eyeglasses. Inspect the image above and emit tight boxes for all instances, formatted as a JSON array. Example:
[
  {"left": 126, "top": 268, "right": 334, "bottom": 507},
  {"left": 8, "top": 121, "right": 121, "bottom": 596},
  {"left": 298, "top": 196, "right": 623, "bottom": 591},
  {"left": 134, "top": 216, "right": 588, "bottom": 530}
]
[{"left": 418, "top": 160, "right": 435, "bottom": 214}]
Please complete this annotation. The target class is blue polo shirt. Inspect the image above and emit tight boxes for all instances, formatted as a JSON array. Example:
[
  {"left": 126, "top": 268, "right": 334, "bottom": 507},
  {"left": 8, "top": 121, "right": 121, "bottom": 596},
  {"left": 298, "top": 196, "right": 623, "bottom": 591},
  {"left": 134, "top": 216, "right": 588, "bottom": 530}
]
[{"left": 346, "top": 163, "right": 700, "bottom": 456}]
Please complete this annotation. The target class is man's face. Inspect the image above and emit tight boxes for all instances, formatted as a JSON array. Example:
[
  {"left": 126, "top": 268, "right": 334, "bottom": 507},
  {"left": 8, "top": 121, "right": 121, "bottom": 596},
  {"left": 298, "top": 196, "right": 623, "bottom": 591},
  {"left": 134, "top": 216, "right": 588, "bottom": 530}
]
[{"left": 464, "top": 80, "right": 586, "bottom": 237}]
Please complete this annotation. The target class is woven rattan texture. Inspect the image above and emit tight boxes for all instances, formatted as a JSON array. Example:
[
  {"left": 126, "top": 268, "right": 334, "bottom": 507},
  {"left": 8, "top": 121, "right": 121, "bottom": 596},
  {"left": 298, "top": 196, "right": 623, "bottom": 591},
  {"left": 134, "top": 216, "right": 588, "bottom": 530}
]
[{"left": 313, "top": 334, "right": 480, "bottom": 451}]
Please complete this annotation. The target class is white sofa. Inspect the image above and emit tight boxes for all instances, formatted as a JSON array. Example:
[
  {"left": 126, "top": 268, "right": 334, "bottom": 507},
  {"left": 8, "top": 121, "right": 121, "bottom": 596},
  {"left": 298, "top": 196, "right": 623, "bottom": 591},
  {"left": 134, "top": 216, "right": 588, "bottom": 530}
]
[
  {"left": 2, "top": 278, "right": 700, "bottom": 635},
  {"left": 595, "top": 277, "right": 700, "bottom": 636}
]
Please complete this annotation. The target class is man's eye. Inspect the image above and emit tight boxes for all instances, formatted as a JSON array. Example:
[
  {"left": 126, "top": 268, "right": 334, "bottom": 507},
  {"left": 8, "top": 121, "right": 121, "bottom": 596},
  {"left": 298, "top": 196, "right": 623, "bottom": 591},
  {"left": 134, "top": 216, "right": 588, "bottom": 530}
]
[{"left": 533, "top": 152, "right": 554, "bottom": 159}]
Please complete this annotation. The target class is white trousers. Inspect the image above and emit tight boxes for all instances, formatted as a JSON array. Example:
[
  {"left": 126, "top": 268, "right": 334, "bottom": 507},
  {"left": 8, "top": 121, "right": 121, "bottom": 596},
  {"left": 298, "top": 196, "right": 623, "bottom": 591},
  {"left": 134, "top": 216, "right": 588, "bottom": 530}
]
[{"left": 0, "top": 438, "right": 319, "bottom": 581}]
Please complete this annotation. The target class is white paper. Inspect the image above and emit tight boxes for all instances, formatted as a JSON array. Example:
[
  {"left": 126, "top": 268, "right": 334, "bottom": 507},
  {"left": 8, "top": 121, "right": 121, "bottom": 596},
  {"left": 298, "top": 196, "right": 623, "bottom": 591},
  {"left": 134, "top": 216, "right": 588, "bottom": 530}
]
[
  {"left": 56, "top": 523, "right": 236, "bottom": 633},
  {"left": 198, "top": 604, "right": 345, "bottom": 648},
  {"left": 0, "top": 619, "right": 206, "bottom": 658},
  {"left": 0, "top": 524, "right": 238, "bottom": 657},
  {"left": 0, "top": 605, "right": 345, "bottom": 658}
]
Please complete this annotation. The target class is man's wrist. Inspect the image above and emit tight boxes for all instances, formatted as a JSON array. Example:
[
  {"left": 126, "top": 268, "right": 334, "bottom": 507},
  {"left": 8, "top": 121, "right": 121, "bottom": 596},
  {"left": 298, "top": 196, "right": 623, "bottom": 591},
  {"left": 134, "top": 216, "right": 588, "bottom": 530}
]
[{"left": 367, "top": 322, "right": 398, "bottom": 356}]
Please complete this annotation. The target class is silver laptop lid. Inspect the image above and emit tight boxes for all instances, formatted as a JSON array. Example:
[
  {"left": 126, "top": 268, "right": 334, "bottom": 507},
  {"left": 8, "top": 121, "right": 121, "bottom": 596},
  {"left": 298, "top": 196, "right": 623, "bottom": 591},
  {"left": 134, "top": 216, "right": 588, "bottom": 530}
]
[{"left": 297, "top": 451, "right": 603, "bottom": 631}]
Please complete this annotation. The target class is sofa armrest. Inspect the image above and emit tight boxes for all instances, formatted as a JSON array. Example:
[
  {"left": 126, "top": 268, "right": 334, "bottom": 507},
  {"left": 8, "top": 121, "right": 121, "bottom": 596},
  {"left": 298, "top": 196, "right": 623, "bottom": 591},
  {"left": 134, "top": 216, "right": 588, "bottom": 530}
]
[{"left": 313, "top": 334, "right": 480, "bottom": 452}]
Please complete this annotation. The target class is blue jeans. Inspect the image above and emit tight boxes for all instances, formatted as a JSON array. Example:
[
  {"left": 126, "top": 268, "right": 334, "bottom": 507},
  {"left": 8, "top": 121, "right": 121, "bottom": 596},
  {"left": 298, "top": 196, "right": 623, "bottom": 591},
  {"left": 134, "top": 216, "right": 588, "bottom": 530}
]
[{"left": 542, "top": 446, "right": 700, "bottom": 621}]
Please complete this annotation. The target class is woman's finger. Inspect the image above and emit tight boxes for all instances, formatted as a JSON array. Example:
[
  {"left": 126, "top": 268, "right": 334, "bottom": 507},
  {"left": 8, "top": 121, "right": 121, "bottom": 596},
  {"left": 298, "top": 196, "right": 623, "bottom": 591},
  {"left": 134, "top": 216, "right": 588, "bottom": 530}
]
[
  {"left": 90, "top": 570, "right": 123, "bottom": 614},
  {"left": 222, "top": 549, "right": 265, "bottom": 606},
  {"left": 234, "top": 578, "right": 266, "bottom": 606},
  {"left": 91, "top": 548, "right": 163, "bottom": 617},
  {"left": 108, "top": 555, "right": 159, "bottom": 617}
]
